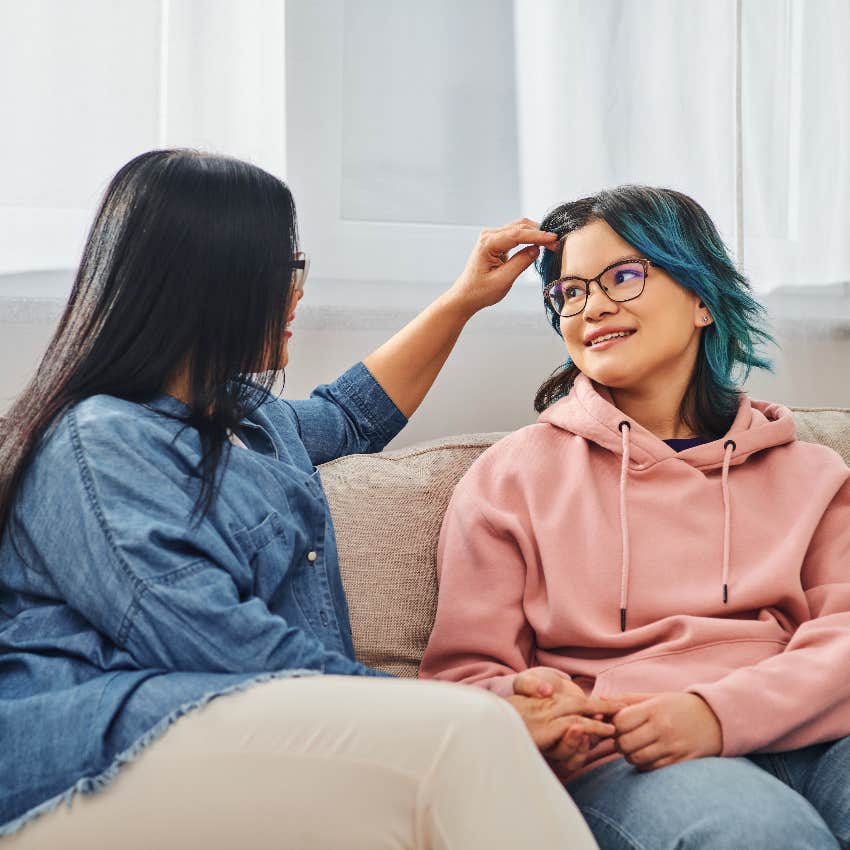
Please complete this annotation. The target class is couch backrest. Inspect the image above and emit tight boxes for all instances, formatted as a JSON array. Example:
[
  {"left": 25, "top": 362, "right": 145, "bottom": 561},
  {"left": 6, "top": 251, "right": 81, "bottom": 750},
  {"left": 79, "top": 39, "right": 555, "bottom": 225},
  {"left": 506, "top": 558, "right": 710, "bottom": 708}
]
[{"left": 320, "top": 410, "right": 850, "bottom": 678}]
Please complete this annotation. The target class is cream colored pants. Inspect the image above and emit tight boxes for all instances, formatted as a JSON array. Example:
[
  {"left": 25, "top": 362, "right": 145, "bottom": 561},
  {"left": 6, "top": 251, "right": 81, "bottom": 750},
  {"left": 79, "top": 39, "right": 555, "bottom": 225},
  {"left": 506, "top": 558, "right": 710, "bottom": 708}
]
[{"left": 5, "top": 676, "right": 598, "bottom": 850}]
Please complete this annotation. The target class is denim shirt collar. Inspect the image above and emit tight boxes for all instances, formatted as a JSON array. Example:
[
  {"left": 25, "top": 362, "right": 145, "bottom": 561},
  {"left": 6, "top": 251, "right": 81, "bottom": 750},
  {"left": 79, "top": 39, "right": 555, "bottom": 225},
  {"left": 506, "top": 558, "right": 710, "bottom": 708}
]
[{"left": 142, "top": 392, "right": 192, "bottom": 418}]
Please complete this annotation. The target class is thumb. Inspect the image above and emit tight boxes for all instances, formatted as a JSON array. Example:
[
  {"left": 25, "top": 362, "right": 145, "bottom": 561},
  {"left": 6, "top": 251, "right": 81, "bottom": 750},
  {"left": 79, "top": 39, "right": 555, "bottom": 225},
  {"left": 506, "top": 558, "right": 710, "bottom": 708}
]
[
  {"left": 514, "top": 673, "right": 553, "bottom": 698},
  {"left": 501, "top": 245, "right": 539, "bottom": 281}
]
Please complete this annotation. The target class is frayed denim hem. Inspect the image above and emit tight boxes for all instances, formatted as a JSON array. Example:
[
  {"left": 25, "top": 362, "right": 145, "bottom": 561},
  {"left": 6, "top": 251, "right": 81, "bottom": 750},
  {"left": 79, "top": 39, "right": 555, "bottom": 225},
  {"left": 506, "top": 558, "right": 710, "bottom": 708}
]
[{"left": 0, "top": 667, "right": 322, "bottom": 838}]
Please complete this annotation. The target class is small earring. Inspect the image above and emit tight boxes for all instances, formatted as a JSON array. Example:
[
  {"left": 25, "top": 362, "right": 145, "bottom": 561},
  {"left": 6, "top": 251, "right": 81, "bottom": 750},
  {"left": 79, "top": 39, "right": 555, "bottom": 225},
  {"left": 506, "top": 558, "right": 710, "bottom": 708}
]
[{"left": 702, "top": 315, "right": 710, "bottom": 324}]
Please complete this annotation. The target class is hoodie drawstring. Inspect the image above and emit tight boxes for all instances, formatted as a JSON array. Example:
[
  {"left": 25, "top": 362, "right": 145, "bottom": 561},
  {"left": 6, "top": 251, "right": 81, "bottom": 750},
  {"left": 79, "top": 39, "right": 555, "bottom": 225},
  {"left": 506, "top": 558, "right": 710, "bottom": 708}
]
[
  {"left": 618, "top": 421, "right": 631, "bottom": 632},
  {"left": 616, "top": 426, "right": 735, "bottom": 632},
  {"left": 721, "top": 439, "right": 736, "bottom": 604}
]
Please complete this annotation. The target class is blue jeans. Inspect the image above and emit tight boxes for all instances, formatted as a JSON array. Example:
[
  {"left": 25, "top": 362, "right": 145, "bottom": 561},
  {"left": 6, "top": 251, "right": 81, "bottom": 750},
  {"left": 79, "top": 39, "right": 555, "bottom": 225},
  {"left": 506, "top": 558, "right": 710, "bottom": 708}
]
[{"left": 567, "top": 735, "right": 850, "bottom": 849}]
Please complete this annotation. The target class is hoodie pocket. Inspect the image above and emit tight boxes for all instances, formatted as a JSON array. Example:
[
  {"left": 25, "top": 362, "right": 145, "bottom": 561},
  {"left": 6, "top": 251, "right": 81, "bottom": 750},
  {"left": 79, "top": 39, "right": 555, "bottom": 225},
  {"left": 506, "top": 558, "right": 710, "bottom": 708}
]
[{"left": 591, "top": 638, "right": 789, "bottom": 697}]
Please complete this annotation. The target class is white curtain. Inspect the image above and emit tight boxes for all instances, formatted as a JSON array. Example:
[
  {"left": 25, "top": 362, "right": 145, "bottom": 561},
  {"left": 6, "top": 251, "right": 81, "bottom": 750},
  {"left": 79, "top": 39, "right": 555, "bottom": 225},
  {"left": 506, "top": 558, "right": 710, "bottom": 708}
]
[
  {"left": 514, "top": 0, "right": 738, "bottom": 255},
  {"left": 2, "top": 0, "right": 849, "bottom": 293},
  {"left": 0, "top": 0, "right": 286, "bottom": 277},
  {"left": 741, "top": 0, "right": 850, "bottom": 289},
  {"left": 514, "top": 0, "right": 850, "bottom": 291}
]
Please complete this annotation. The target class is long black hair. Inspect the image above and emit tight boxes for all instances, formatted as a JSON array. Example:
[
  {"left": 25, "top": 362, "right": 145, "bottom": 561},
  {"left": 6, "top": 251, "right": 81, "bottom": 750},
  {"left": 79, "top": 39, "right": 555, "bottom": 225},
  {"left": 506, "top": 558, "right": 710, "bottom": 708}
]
[
  {"left": 534, "top": 186, "right": 774, "bottom": 438},
  {"left": 0, "top": 149, "right": 299, "bottom": 532}
]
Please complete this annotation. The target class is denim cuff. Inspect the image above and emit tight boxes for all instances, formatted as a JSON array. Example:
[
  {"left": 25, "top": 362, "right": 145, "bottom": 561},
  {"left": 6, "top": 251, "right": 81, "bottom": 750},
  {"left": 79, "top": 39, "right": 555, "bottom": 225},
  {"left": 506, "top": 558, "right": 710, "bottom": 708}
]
[{"left": 335, "top": 362, "right": 408, "bottom": 452}]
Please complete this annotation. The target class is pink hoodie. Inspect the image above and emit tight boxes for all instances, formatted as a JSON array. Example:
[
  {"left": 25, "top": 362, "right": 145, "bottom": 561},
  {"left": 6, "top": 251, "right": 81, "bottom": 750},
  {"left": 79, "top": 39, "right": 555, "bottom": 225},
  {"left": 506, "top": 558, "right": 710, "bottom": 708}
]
[{"left": 420, "top": 373, "right": 850, "bottom": 771}]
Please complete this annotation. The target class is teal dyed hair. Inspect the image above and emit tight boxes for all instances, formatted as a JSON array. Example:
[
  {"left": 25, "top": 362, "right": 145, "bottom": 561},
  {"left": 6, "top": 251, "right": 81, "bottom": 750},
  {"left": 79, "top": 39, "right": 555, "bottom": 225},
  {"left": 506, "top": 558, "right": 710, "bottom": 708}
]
[{"left": 534, "top": 185, "right": 776, "bottom": 436}]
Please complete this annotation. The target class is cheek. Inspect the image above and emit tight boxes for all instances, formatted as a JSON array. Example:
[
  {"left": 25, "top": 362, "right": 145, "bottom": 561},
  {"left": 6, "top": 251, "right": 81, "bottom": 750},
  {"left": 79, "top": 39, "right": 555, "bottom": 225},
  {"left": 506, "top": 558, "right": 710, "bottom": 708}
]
[
  {"left": 651, "top": 311, "right": 698, "bottom": 353},
  {"left": 560, "top": 318, "right": 585, "bottom": 362}
]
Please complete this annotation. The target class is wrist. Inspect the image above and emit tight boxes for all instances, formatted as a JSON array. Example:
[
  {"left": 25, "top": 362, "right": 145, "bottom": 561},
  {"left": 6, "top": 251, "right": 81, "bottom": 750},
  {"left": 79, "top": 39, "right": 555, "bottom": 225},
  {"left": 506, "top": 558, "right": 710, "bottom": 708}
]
[
  {"left": 443, "top": 280, "right": 481, "bottom": 321},
  {"left": 692, "top": 693, "right": 724, "bottom": 756}
]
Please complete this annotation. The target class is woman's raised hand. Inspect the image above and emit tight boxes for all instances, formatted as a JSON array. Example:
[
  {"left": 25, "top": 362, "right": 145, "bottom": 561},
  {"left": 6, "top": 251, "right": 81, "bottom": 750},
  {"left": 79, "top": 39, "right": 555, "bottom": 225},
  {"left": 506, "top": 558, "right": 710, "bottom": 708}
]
[
  {"left": 360, "top": 219, "right": 557, "bottom": 419},
  {"left": 449, "top": 219, "right": 559, "bottom": 316}
]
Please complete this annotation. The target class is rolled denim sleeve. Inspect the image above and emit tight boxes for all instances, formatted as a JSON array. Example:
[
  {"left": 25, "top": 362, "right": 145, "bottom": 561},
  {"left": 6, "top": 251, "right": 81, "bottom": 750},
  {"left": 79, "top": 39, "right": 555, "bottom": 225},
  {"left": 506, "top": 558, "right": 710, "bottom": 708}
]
[{"left": 279, "top": 362, "right": 408, "bottom": 465}]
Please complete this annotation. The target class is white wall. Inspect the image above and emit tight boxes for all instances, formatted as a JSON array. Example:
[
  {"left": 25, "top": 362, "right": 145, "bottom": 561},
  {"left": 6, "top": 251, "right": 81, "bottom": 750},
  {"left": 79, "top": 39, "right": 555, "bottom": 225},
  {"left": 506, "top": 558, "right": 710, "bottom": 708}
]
[
  {"left": 3, "top": 0, "right": 849, "bottom": 446},
  {"left": 3, "top": 273, "right": 848, "bottom": 450}
]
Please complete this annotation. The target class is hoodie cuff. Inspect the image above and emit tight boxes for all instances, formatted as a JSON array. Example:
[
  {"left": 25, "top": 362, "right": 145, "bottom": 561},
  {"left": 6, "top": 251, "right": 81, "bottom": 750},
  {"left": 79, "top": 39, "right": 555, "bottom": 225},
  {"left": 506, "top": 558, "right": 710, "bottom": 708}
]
[{"left": 686, "top": 684, "right": 739, "bottom": 756}]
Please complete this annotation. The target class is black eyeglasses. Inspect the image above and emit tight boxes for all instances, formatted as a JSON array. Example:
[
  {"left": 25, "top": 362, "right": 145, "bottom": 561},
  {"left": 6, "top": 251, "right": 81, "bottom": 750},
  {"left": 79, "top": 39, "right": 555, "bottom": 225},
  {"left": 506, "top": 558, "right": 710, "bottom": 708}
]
[
  {"left": 544, "top": 257, "right": 651, "bottom": 317},
  {"left": 288, "top": 251, "right": 309, "bottom": 293}
]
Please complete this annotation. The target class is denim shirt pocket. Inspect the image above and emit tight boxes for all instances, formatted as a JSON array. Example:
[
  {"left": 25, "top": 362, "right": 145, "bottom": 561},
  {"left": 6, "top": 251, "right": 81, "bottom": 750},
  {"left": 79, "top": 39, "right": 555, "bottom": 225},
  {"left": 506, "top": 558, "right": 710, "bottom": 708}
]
[{"left": 233, "top": 511, "right": 293, "bottom": 603}]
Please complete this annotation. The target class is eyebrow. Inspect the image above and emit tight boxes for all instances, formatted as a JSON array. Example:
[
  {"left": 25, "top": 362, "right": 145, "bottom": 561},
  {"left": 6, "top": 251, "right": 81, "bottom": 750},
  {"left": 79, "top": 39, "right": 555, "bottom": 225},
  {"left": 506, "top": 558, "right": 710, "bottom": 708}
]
[{"left": 558, "top": 256, "right": 643, "bottom": 279}]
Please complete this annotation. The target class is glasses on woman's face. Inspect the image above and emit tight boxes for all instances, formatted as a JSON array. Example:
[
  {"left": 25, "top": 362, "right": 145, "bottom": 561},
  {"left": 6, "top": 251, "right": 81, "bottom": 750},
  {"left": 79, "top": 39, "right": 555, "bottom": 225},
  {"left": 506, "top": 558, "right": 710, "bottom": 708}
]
[
  {"left": 544, "top": 257, "right": 651, "bottom": 318},
  {"left": 290, "top": 251, "right": 309, "bottom": 293}
]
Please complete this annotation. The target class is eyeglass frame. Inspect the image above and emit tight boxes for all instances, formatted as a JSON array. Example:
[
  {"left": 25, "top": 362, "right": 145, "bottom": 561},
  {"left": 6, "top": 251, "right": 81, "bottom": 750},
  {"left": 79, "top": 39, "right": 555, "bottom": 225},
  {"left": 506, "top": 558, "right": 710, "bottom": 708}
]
[
  {"left": 288, "top": 251, "right": 309, "bottom": 293},
  {"left": 544, "top": 256, "right": 653, "bottom": 318}
]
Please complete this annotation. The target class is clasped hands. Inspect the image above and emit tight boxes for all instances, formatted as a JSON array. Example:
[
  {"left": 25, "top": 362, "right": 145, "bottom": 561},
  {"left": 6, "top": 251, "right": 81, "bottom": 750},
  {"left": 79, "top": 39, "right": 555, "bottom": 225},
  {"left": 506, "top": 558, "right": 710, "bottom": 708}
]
[{"left": 506, "top": 667, "right": 723, "bottom": 775}]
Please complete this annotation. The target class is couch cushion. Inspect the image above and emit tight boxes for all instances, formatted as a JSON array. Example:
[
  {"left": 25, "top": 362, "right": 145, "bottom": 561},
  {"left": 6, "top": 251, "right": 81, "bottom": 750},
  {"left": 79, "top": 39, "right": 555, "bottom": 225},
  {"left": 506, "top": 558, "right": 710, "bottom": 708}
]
[
  {"left": 320, "top": 410, "right": 850, "bottom": 678},
  {"left": 319, "top": 433, "right": 504, "bottom": 678},
  {"left": 790, "top": 408, "right": 850, "bottom": 464}
]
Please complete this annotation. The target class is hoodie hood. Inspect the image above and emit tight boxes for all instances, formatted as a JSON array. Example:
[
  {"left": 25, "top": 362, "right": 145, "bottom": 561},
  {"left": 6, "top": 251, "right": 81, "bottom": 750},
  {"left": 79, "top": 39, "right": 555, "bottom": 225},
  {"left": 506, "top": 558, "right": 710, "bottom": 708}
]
[
  {"left": 538, "top": 372, "right": 797, "bottom": 630},
  {"left": 538, "top": 372, "right": 797, "bottom": 470}
]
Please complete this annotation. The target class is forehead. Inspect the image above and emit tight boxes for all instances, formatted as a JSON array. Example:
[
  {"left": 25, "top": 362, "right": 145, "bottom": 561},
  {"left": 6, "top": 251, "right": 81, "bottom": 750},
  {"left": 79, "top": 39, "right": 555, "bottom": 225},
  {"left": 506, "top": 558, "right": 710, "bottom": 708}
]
[{"left": 560, "top": 219, "right": 639, "bottom": 277}]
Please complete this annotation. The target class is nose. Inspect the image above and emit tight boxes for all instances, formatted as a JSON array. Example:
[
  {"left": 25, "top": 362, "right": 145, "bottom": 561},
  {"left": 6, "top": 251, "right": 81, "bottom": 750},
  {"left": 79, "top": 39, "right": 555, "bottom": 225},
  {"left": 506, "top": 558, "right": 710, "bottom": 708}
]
[{"left": 583, "top": 280, "right": 619, "bottom": 321}]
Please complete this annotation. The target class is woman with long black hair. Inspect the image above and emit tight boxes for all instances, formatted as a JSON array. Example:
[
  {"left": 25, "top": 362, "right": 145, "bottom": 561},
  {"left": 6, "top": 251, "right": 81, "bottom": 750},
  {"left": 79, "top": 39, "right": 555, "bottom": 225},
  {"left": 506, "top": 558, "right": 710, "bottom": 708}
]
[{"left": 0, "top": 150, "right": 614, "bottom": 848}]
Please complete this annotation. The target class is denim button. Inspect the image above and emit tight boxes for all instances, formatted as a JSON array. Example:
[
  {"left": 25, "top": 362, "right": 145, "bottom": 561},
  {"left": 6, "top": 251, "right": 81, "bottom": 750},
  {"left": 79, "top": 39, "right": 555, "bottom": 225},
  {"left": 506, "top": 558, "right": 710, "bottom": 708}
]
[
  {"left": 307, "top": 551, "right": 317, "bottom": 563},
  {"left": 320, "top": 611, "right": 329, "bottom": 627}
]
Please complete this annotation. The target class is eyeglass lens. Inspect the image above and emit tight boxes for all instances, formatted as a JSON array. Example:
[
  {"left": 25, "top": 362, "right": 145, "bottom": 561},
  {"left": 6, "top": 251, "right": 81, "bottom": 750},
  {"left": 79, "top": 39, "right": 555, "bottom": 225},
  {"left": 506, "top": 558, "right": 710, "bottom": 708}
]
[{"left": 546, "top": 261, "right": 646, "bottom": 316}]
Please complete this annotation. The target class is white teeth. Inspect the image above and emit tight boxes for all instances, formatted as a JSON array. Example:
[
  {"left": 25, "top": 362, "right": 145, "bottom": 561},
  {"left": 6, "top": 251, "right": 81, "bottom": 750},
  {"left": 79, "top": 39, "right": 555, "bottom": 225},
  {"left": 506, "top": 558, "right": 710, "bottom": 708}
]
[{"left": 589, "top": 331, "right": 633, "bottom": 346}]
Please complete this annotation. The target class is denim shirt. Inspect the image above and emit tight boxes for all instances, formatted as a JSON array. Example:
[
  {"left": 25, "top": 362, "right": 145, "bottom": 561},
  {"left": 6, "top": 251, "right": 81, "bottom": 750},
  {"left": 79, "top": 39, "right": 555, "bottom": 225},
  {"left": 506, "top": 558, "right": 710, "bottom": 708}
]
[{"left": 0, "top": 362, "right": 407, "bottom": 834}]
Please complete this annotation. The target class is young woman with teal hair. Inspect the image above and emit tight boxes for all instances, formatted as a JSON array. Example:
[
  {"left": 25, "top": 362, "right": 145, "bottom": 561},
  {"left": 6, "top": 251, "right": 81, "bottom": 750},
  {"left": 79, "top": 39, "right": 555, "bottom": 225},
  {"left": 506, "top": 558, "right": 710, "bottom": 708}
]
[{"left": 422, "top": 186, "right": 850, "bottom": 849}]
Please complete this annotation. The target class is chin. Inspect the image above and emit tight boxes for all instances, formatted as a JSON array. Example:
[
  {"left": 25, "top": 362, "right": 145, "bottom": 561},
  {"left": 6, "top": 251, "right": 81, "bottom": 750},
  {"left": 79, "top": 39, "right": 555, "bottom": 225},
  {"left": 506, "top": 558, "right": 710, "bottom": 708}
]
[{"left": 576, "top": 361, "right": 637, "bottom": 390}]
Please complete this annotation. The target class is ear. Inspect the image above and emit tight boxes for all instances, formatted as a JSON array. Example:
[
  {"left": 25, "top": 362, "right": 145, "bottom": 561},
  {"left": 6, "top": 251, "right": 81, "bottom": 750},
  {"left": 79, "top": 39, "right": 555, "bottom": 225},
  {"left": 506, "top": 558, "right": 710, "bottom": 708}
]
[{"left": 693, "top": 299, "right": 713, "bottom": 328}]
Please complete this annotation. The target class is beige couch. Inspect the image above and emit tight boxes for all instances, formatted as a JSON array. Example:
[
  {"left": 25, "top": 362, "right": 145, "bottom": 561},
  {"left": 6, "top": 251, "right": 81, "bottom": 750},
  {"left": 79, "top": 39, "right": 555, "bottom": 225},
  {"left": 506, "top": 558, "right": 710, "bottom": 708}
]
[{"left": 320, "top": 408, "right": 850, "bottom": 678}]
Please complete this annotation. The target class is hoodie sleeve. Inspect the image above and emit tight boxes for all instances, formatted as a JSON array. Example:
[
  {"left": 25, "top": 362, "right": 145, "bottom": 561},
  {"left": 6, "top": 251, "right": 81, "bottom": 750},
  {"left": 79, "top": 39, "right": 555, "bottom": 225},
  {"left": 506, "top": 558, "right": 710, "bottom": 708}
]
[
  {"left": 688, "top": 472, "right": 850, "bottom": 756},
  {"left": 418, "top": 458, "right": 535, "bottom": 698}
]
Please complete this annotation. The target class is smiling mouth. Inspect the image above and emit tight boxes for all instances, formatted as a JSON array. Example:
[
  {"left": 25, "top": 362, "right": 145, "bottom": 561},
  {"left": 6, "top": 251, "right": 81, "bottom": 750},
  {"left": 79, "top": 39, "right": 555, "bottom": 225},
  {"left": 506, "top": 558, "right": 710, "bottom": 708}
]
[{"left": 585, "top": 330, "right": 636, "bottom": 348}]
